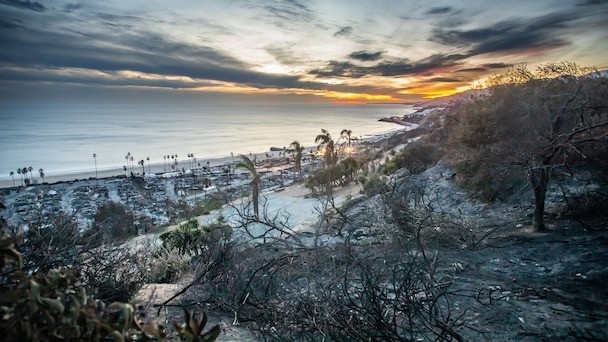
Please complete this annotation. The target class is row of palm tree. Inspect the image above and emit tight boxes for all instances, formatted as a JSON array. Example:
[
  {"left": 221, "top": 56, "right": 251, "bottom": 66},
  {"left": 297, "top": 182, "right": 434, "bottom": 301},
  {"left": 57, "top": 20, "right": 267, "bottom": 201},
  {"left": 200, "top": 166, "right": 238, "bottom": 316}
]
[
  {"left": 163, "top": 154, "right": 179, "bottom": 172},
  {"left": 122, "top": 153, "right": 152, "bottom": 176},
  {"left": 235, "top": 128, "right": 357, "bottom": 219},
  {"left": 314, "top": 128, "right": 357, "bottom": 167},
  {"left": 9, "top": 166, "right": 45, "bottom": 187}
]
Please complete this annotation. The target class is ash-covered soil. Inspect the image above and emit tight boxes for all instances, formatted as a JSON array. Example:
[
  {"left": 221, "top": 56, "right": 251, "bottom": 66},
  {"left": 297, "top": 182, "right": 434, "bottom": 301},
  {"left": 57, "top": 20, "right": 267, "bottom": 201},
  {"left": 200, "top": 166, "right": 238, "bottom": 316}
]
[{"left": 436, "top": 221, "right": 608, "bottom": 341}]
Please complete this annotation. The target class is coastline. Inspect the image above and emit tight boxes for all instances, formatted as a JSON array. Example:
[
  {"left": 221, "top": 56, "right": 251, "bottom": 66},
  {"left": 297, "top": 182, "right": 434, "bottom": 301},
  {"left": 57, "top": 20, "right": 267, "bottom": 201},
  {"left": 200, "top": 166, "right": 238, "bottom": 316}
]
[{"left": 0, "top": 127, "right": 406, "bottom": 189}]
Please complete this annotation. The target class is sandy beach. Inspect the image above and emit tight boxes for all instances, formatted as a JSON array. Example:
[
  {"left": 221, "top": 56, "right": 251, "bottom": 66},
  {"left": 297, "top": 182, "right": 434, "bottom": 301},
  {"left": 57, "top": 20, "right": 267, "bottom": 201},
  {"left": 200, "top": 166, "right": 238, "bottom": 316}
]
[
  {"left": 0, "top": 150, "right": 287, "bottom": 189},
  {"left": 0, "top": 129, "right": 403, "bottom": 189}
]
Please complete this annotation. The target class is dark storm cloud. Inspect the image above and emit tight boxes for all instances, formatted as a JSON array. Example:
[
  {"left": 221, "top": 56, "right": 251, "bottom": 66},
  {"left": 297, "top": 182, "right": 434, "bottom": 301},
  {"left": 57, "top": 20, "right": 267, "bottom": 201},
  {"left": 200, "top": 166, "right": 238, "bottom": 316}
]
[
  {"left": 0, "top": 0, "right": 45, "bottom": 12},
  {"left": 430, "top": 12, "right": 580, "bottom": 56},
  {"left": 241, "top": 0, "right": 315, "bottom": 29},
  {"left": 310, "top": 61, "right": 364, "bottom": 78},
  {"left": 457, "top": 63, "right": 512, "bottom": 73},
  {"left": 0, "top": 11, "right": 380, "bottom": 94},
  {"left": 0, "top": 68, "right": 215, "bottom": 89},
  {"left": 263, "top": 0, "right": 313, "bottom": 21},
  {"left": 310, "top": 53, "right": 467, "bottom": 78},
  {"left": 94, "top": 12, "right": 144, "bottom": 23},
  {"left": 0, "top": 16, "right": 23, "bottom": 28},
  {"left": 457, "top": 67, "right": 486, "bottom": 72},
  {"left": 426, "top": 77, "right": 462, "bottom": 83},
  {"left": 63, "top": 3, "right": 82, "bottom": 12},
  {"left": 0, "top": 24, "right": 332, "bottom": 90},
  {"left": 333, "top": 26, "right": 353, "bottom": 37},
  {"left": 348, "top": 51, "right": 384, "bottom": 62},
  {"left": 426, "top": 7, "right": 453, "bottom": 15},
  {"left": 483, "top": 62, "right": 511, "bottom": 69},
  {"left": 577, "top": 0, "right": 608, "bottom": 6}
]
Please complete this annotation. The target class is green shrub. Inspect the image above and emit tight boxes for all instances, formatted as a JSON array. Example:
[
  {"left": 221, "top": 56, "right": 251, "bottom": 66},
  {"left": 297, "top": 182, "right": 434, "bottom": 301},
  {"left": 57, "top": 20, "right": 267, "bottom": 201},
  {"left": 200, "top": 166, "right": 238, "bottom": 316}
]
[
  {"left": 383, "top": 154, "right": 405, "bottom": 175},
  {"left": 147, "top": 247, "right": 190, "bottom": 283},
  {"left": 362, "top": 173, "right": 387, "bottom": 196},
  {"left": 401, "top": 139, "right": 442, "bottom": 174},
  {"left": 0, "top": 229, "right": 221, "bottom": 341},
  {"left": 160, "top": 217, "right": 232, "bottom": 256},
  {"left": 193, "top": 197, "right": 225, "bottom": 216}
]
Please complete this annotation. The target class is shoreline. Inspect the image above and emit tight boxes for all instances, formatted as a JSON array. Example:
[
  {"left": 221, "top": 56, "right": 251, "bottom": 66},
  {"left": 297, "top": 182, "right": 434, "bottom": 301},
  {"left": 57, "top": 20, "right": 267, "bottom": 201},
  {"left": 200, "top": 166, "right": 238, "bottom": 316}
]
[{"left": 0, "top": 127, "right": 406, "bottom": 189}]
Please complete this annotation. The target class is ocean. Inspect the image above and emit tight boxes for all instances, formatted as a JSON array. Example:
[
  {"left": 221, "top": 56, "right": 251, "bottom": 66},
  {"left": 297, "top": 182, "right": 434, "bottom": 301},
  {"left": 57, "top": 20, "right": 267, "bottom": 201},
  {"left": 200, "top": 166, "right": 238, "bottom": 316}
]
[{"left": 0, "top": 103, "right": 414, "bottom": 179}]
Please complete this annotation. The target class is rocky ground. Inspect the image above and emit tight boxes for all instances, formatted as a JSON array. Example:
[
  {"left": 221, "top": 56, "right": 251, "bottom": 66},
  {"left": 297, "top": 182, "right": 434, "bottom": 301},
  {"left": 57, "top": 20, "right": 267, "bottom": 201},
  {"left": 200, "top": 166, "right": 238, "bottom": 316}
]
[{"left": 388, "top": 164, "right": 608, "bottom": 340}]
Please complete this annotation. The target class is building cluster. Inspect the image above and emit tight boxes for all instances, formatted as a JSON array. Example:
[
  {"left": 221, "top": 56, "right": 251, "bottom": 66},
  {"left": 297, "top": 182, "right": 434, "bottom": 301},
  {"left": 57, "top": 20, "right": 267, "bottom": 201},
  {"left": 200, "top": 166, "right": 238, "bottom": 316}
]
[{"left": 0, "top": 156, "right": 317, "bottom": 233}]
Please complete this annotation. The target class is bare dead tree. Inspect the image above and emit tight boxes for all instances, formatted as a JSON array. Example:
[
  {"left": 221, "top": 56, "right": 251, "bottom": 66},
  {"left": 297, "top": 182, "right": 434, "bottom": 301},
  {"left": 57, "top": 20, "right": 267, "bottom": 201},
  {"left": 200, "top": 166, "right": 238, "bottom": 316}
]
[{"left": 449, "top": 63, "right": 608, "bottom": 231}]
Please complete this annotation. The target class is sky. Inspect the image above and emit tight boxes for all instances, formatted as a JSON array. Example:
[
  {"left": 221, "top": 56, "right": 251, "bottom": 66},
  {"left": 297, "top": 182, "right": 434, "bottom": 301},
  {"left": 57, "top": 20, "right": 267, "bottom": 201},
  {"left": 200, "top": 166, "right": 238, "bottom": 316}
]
[{"left": 0, "top": 0, "right": 607, "bottom": 104}]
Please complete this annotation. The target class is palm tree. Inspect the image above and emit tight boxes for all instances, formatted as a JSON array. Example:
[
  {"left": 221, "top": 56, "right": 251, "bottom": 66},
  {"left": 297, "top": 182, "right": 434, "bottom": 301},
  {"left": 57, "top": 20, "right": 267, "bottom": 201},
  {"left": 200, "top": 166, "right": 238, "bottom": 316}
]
[
  {"left": 16, "top": 169, "right": 22, "bottom": 186},
  {"left": 21, "top": 167, "right": 29, "bottom": 185},
  {"left": 146, "top": 157, "right": 151, "bottom": 173},
  {"left": 9, "top": 171, "right": 15, "bottom": 187},
  {"left": 340, "top": 129, "right": 356, "bottom": 150},
  {"left": 340, "top": 129, "right": 354, "bottom": 147},
  {"left": 236, "top": 154, "right": 260, "bottom": 219},
  {"left": 38, "top": 168, "right": 45, "bottom": 183},
  {"left": 93, "top": 153, "right": 98, "bottom": 186},
  {"left": 139, "top": 159, "right": 145, "bottom": 174},
  {"left": 28, "top": 166, "right": 33, "bottom": 183},
  {"left": 290, "top": 140, "right": 305, "bottom": 180},
  {"left": 315, "top": 129, "right": 337, "bottom": 166},
  {"left": 125, "top": 152, "right": 131, "bottom": 174}
]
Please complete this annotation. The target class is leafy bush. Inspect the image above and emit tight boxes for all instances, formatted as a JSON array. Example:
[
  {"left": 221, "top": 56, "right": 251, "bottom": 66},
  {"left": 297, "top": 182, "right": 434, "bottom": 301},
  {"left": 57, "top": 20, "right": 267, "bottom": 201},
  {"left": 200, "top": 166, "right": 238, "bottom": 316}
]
[
  {"left": 86, "top": 201, "right": 136, "bottom": 245},
  {"left": 0, "top": 229, "right": 221, "bottom": 341},
  {"left": 362, "top": 173, "right": 387, "bottom": 197},
  {"left": 192, "top": 197, "right": 225, "bottom": 216},
  {"left": 160, "top": 217, "right": 232, "bottom": 257},
  {"left": 382, "top": 154, "right": 405, "bottom": 175},
  {"left": 146, "top": 247, "right": 191, "bottom": 284},
  {"left": 382, "top": 138, "right": 442, "bottom": 176},
  {"left": 306, "top": 157, "right": 363, "bottom": 196},
  {"left": 401, "top": 138, "right": 443, "bottom": 174}
]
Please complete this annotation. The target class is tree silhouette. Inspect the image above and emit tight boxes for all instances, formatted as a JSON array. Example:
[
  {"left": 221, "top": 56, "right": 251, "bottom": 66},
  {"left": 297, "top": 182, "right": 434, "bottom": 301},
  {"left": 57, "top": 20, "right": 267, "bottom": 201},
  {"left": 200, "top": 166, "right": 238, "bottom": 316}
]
[
  {"left": 21, "top": 167, "right": 28, "bottom": 185},
  {"left": 16, "top": 169, "right": 23, "bottom": 186},
  {"left": 315, "top": 129, "right": 337, "bottom": 166},
  {"left": 449, "top": 63, "right": 608, "bottom": 231},
  {"left": 340, "top": 129, "right": 354, "bottom": 147},
  {"left": 125, "top": 153, "right": 131, "bottom": 175},
  {"left": 93, "top": 153, "right": 98, "bottom": 186},
  {"left": 9, "top": 171, "right": 15, "bottom": 187},
  {"left": 290, "top": 140, "right": 305, "bottom": 180},
  {"left": 236, "top": 154, "right": 260, "bottom": 219},
  {"left": 38, "top": 168, "right": 45, "bottom": 183}
]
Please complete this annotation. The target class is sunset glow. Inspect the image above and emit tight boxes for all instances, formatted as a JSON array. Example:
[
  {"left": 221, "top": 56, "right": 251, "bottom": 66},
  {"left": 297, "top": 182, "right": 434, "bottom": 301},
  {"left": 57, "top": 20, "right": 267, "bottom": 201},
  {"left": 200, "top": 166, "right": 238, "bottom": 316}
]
[{"left": 0, "top": 1, "right": 606, "bottom": 104}]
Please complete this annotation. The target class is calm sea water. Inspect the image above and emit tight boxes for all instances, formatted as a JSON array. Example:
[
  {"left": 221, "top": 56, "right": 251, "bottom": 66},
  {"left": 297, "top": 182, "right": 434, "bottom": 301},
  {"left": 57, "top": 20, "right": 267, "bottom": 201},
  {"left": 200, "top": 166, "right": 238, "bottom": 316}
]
[{"left": 0, "top": 103, "right": 413, "bottom": 178}]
